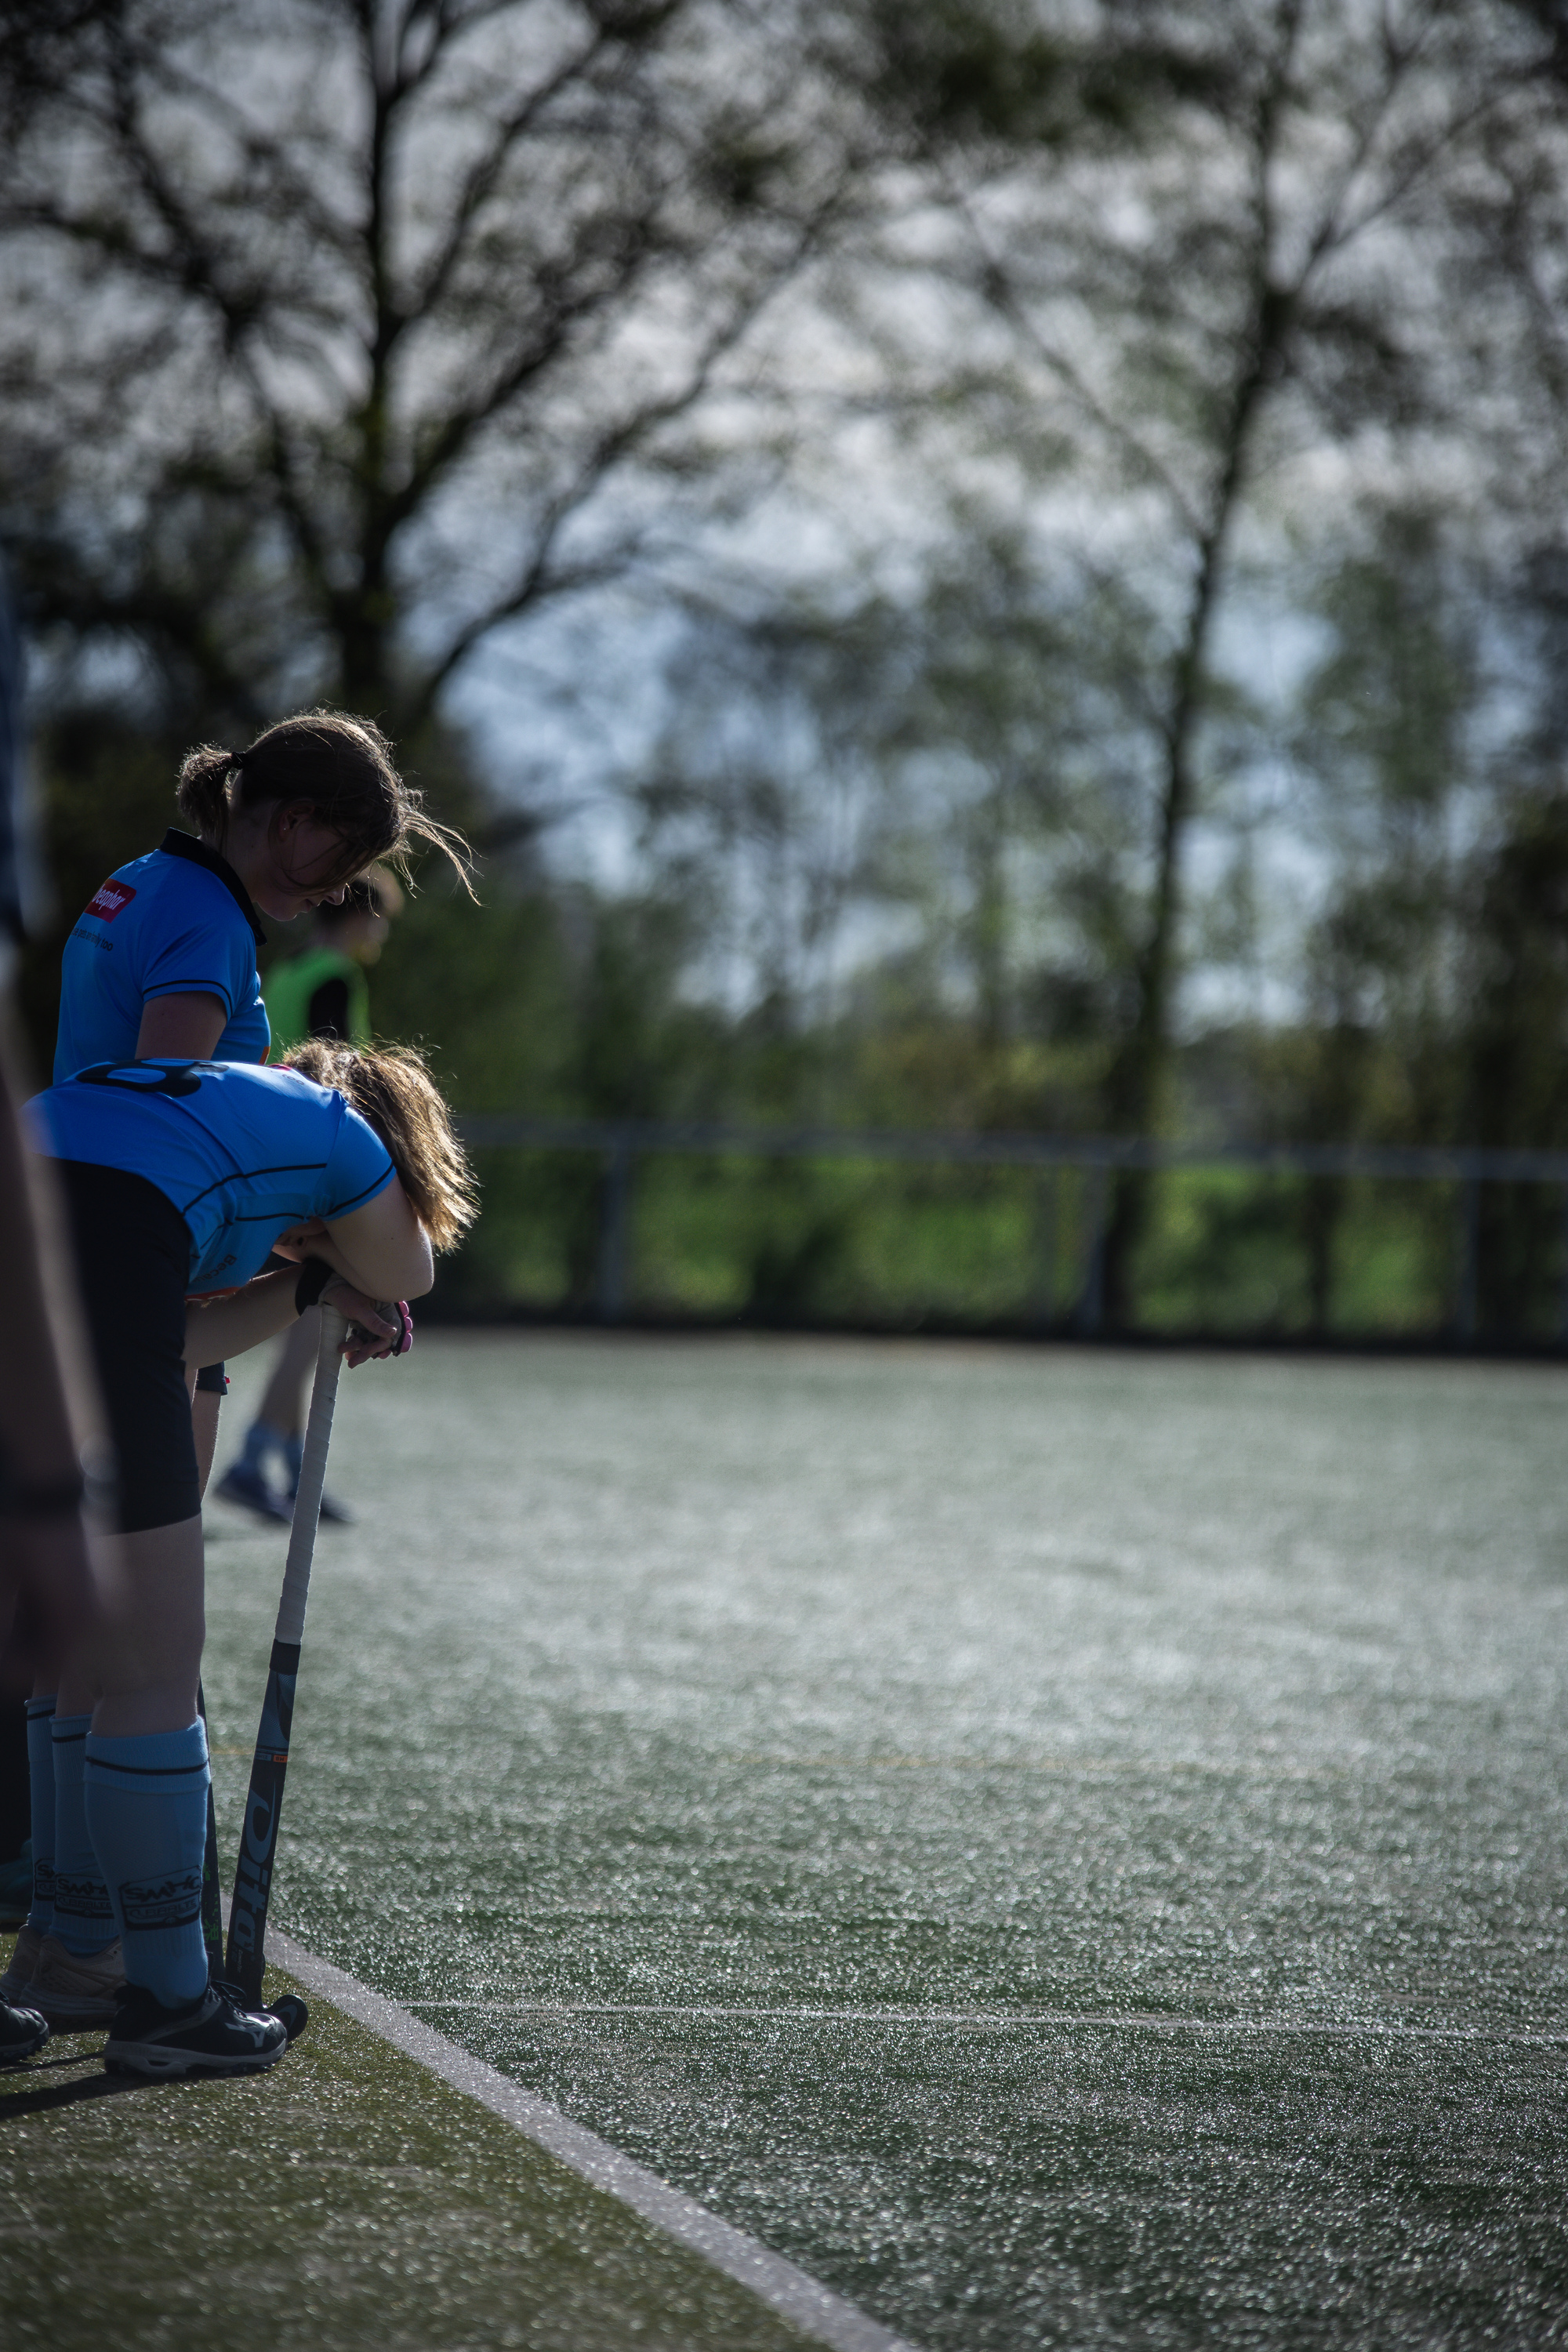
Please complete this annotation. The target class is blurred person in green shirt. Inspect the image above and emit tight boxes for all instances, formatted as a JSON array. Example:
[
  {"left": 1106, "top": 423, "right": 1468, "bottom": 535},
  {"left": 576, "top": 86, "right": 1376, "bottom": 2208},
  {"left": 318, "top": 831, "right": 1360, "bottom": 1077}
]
[
  {"left": 262, "top": 867, "right": 400, "bottom": 1055},
  {"left": 214, "top": 869, "right": 401, "bottom": 1524}
]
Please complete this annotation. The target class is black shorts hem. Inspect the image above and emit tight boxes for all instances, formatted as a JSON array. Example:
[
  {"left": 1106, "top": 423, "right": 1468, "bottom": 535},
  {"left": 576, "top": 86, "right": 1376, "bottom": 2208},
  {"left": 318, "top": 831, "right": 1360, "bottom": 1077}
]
[{"left": 56, "top": 1161, "right": 201, "bottom": 1534}]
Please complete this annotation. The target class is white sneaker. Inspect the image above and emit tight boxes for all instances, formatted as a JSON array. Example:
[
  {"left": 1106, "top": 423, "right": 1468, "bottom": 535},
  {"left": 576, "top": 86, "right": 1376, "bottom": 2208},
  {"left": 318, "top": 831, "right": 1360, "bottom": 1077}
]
[
  {"left": 0, "top": 1921, "right": 44, "bottom": 2004},
  {"left": 25, "top": 1933, "right": 125, "bottom": 2028}
]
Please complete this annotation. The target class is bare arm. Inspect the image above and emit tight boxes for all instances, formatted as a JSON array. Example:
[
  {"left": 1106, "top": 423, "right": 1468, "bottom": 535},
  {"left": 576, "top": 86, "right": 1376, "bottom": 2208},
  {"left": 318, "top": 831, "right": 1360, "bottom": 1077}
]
[
  {"left": 184, "top": 1269, "right": 397, "bottom": 1370},
  {"left": 186, "top": 1179, "right": 427, "bottom": 1377},
  {"left": 135, "top": 992, "right": 227, "bottom": 1060},
  {"left": 274, "top": 1176, "right": 434, "bottom": 1305}
]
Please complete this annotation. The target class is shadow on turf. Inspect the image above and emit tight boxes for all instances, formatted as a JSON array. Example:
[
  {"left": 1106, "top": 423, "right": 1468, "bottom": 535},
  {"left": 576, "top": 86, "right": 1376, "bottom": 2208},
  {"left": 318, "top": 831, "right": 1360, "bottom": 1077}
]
[{"left": 0, "top": 2053, "right": 162, "bottom": 2117}]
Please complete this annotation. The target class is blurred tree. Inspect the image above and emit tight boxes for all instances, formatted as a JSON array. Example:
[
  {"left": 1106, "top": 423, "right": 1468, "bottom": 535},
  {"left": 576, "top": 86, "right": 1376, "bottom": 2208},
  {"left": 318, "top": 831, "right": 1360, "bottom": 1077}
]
[
  {"left": 14, "top": 707, "right": 183, "bottom": 1063},
  {"left": 1283, "top": 510, "right": 1483, "bottom": 1328},
  {"left": 11, "top": 0, "right": 1568, "bottom": 1354},
  {"left": 1455, "top": 545, "right": 1568, "bottom": 1336},
  {"left": 861, "top": 0, "right": 1543, "bottom": 1318},
  {"left": 0, "top": 0, "right": 880, "bottom": 734},
  {"left": 874, "top": 539, "right": 1158, "bottom": 1117},
  {"left": 1460, "top": 788, "right": 1568, "bottom": 1337},
  {"left": 630, "top": 534, "right": 1161, "bottom": 1141},
  {"left": 630, "top": 596, "right": 903, "bottom": 1075},
  {"left": 372, "top": 861, "right": 722, "bottom": 1308}
]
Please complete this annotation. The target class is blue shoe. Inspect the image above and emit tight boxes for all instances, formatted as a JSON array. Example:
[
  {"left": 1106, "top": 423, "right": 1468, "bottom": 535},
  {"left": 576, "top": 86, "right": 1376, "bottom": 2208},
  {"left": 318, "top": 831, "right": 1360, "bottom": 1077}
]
[
  {"left": 214, "top": 1461, "right": 292, "bottom": 1524},
  {"left": 292, "top": 1481, "right": 354, "bottom": 1526},
  {"left": 0, "top": 1841, "right": 31, "bottom": 1931},
  {"left": 285, "top": 1439, "right": 354, "bottom": 1525}
]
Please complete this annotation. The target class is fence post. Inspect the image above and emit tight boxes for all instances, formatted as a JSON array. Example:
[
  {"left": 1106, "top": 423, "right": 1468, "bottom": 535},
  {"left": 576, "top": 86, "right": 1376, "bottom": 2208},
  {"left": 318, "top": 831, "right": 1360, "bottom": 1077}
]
[
  {"left": 597, "top": 1135, "right": 634, "bottom": 1324},
  {"left": 1456, "top": 1174, "right": 1481, "bottom": 1344},
  {"left": 1030, "top": 1167, "right": 1058, "bottom": 1329},
  {"left": 1076, "top": 1163, "right": 1109, "bottom": 1336}
]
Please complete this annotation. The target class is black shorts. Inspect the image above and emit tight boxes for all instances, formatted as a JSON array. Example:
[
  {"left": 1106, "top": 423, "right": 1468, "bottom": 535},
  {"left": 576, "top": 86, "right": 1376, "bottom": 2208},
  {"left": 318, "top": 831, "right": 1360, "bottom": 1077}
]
[{"left": 56, "top": 1160, "right": 201, "bottom": 1534}]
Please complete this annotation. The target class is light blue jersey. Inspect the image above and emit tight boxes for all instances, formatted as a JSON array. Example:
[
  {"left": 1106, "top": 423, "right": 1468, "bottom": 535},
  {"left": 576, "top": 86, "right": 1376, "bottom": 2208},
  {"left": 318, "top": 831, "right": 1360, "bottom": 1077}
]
[
  {"left": 29, "top": 1059, "right": 396, "bottom": 1291},
  {"left": 53, "top": 829, "right": 269, "bottom": 1081}
]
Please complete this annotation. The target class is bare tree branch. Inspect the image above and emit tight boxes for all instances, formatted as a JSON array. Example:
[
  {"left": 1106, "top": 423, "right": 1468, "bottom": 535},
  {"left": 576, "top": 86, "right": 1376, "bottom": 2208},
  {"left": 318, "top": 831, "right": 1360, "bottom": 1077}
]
[{"left": 0, "top": 0, "right": 881, "bottom": 724}]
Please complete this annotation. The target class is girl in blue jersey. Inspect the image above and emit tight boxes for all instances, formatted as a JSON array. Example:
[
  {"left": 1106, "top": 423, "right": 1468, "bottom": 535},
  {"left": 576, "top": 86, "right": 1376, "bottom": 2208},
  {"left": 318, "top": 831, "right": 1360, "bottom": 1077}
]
[
  {"left": 15, "top": 1043, "right": 477, "bottom": 2076},
  {"left": 55, "top": 710, "right": 467, "bottom": 1077},
  {"left": 8, "top": 710, "right": 470, "bottom": 2040},
  {"left": 53, "top": 707, "right": 470, "bottom": 1489}
]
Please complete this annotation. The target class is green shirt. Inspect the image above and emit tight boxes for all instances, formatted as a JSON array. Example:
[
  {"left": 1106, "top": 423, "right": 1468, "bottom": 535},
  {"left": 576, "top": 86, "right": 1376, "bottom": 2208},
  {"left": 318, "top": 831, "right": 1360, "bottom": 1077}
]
[{"left": 262, "top": 946, "right": 370, "bottom": 1052}]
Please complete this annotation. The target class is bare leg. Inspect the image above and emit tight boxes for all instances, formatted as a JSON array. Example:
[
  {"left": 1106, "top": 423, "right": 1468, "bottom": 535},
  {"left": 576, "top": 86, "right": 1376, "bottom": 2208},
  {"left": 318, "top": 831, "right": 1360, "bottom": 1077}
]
[
  {"left": 56, "top": 1517, "right": 205, "bottom": 1738},
  {"left": 191, "top": 1388, "right": 222, "bottom": 1500},
  {"left": 0, "top": 994, "right": 102, "bottom": 1690},
  {"left": 257, "top": 1308, "right": 318, "bottom": 1442}
]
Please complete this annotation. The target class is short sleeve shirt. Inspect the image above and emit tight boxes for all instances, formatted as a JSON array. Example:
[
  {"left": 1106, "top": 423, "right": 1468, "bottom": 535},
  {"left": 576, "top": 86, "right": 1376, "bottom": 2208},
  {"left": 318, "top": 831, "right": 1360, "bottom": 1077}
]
[
  {"left": 53, "top": 829, "right": 270, "bottom": 1081},
  {"left": 263, "top": 946, "right": 371, "bottom": 1051},
  {"left": 28, "top": 1058, "right": 397, "bottom": 1290}
]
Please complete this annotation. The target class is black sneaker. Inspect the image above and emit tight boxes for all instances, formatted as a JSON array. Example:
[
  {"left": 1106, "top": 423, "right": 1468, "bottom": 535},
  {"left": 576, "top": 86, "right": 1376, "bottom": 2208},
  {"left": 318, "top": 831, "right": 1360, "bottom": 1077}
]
[
  {"left": 104, "top": 1980, "right": 289, "bottom": 2078},
  {"left": 0, "top": 1994, "right": 49, "bottom": 2065},
  {"left": 206, "top": 1976, "right": 308, "bottom": 2041}
]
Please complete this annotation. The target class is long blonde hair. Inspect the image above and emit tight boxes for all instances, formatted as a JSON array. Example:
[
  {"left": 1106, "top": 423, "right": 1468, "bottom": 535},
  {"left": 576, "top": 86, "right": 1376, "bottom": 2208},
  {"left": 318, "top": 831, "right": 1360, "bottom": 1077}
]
[{"left": 285, "top": 1039, "right": 478, "bottom": 1252}]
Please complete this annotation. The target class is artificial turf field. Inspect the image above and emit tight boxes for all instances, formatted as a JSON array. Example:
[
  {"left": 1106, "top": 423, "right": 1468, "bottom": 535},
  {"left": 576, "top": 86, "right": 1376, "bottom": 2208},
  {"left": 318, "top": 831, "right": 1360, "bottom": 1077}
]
[
  {"left": 0, "top": 1951, "right": 822, "bottom": 2350},
  {"left": 8, "top": 1332, "right": 1568, "bottom": 2347}
]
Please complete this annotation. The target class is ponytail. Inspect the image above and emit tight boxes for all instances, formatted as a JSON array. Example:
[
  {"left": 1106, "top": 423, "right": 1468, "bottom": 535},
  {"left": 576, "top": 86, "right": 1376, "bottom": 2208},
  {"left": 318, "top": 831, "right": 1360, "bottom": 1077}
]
[
  {"left": 172, "top": 710, "right": 473, "bottom": 896},
  {"left": 175, "top": 743, "right": 244, "bottom": 843}
]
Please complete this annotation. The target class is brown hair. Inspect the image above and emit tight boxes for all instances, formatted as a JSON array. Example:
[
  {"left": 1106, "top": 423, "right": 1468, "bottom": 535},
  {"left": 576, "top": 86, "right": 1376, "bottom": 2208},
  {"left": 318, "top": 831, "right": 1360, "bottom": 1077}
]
[
  {"left": 315, "top": 861, "right": 405, "bottom": 929},
  {"left": 176, "top": 710, "right": 473, "bottom": 895},
  {"left": 284, "top": 1038, "right": 479, "bottom": 1253}
]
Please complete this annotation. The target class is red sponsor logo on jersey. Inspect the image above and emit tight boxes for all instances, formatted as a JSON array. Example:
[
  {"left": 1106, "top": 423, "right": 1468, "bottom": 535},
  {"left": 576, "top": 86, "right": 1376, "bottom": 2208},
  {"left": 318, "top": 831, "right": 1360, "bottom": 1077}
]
[{"left": 85, "top": 878, "right": 136, "bottom": 922}]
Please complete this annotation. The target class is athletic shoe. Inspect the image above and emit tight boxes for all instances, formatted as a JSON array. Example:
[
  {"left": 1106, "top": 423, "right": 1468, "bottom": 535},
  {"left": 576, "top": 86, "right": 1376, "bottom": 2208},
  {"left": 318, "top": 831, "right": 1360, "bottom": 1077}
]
[
  {"left": 0, "top": 1841, "right": 32, "bottom": 1929},
  {"left": 213, "top": 1461, "right": 292, "bottom": 1524},
  {"left": 105, "top": 1980, "right": 289, "bottom": 2078},
  {"left": 0, "top": 1996, "right": 49, "bottom": 2066},
  {"left": 205, "top": 1974, "right": 307, "bottom": 2042},
  {"left": 0, "top": 1920, "right": 45, "bottom": 2003},
  {"left": 293, "top": 1481, "right": 354, "bottom": 1525},
  {"left": 24, "top": 1933, "right": 125, "bottom": 2029}
]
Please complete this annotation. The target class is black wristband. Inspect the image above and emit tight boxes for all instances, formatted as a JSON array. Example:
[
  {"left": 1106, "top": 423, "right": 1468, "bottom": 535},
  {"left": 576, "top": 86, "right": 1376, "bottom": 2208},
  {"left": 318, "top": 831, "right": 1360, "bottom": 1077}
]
[{"left": 295, "top": 1258, "right": 336, "bottom": 1313}]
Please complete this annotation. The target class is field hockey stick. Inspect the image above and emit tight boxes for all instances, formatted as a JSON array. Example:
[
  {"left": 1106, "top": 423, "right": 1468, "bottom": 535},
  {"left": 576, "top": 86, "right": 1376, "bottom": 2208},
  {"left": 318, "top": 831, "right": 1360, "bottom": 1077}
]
[
  {"left": 224, "top": 1301, "right": 347, "bottom": 2015},
  {"left": 197, "top": 1679, "right": 223, "bottom": 1980}
]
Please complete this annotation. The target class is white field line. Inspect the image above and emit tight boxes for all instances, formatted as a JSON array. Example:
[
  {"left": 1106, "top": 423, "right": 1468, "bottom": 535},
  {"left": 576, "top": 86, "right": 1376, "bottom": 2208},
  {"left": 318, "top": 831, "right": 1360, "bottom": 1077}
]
[
  {"left": 264, "top": 1926, "right": 920, "bottom": 2352},
  {"left": 408, "top": 1999, "right": 1568, "bottom": 2047}
]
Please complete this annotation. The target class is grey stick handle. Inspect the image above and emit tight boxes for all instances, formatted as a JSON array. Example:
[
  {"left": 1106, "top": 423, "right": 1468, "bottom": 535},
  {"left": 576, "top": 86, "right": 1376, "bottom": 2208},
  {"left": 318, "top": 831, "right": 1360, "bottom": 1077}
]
[{"left": 273, "top": 1303, "right": 347, "bottom": 1646}]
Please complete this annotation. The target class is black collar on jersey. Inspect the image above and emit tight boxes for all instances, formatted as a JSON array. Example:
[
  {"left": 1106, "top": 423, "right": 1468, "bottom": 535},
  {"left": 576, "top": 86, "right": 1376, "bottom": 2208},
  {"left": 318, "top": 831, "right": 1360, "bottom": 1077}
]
[{"left": 158, "top": 828, "right": 266, "bottom": 947}]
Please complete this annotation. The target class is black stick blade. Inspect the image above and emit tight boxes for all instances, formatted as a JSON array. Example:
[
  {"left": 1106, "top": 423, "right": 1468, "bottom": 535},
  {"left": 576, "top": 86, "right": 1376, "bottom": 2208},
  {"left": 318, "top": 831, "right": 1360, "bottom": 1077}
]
[{"left": 224, "top": 1639, "right": 300, "bottom": 2005}]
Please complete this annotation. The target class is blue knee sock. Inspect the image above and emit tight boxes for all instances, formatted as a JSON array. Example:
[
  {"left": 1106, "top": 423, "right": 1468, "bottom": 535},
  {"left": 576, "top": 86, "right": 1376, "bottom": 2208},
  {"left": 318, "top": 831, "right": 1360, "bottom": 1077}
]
[
  {"left": 83, "top": 1722, "right": 210, "bottom": 2008},
  {"left": 24, "top": 1698, "right": 56, "bottom": 1936},
  {"left": 241, "top": 1421, "right": 282, "bottom": 1475},
  {"left": 49, "top": 1713, "right": 116, "bottom": 1956}
]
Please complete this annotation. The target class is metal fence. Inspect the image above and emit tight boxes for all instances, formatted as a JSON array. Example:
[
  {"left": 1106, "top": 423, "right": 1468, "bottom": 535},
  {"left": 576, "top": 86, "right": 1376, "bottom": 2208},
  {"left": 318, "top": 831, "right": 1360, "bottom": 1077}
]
[{"left": 457, "top": 1113, "right": 1568, "bottom": 1342}]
